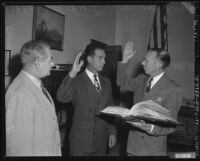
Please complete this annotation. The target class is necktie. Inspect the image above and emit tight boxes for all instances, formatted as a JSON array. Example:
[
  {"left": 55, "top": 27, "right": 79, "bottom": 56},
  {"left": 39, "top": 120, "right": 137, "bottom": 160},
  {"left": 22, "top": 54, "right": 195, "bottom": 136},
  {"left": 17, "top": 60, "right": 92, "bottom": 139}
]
[
  {"left": 41, "top": 83, "right": 52, "bottom": 103},
  {"left": 93, "top": 74, "right": 101, "bottom": 91},
  {"left": 146, "top": 77, "right": 153, "bottom": 93}
]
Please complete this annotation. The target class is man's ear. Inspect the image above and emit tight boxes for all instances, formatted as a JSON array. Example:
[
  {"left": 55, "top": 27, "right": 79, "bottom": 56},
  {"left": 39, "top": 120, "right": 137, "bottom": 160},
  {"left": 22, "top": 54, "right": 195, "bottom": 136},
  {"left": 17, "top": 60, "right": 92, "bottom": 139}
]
[
  {"left": 34, "top": 59, "right": 40, "bottom": 69},
  {"left": 155, "top": 58, "right": 161, "bottom": 68}
]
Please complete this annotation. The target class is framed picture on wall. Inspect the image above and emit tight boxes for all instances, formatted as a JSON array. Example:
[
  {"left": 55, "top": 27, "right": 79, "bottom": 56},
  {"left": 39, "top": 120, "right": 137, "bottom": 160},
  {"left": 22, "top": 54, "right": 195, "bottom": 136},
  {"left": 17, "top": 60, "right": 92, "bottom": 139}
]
[
  {"left": 5, "top": 50, "right": 11, "bottom": 76},
  {"left": 32, "top": 6, "right": 65, "bottom": 51}
]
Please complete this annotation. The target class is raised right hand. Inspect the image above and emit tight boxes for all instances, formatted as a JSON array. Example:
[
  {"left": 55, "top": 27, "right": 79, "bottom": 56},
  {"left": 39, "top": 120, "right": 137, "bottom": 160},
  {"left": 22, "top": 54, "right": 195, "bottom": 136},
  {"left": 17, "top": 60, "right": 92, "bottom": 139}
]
[
  {"left": 122, "top": 41, "right": 136, "bottom": 63},
  {"left": 69, "top": 51, "right": 84, "bottom": 78}
]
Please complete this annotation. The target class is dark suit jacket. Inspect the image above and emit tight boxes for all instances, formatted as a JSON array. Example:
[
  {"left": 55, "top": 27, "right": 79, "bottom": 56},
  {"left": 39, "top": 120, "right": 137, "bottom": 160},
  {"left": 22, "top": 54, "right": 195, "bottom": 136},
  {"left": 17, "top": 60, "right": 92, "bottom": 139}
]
[
  {"left": 117, "top": 63, "right": 183, "bottom": 156},
  {"left": 57, "top": 71, "right": 117, "bottom": 155}
]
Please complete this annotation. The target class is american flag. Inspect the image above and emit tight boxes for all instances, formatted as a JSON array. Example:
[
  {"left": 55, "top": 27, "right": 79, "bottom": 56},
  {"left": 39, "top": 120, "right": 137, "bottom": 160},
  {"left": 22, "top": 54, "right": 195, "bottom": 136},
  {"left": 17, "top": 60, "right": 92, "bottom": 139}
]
[{"left": 147, "top": 4, "right": 168, "bottom": 51}]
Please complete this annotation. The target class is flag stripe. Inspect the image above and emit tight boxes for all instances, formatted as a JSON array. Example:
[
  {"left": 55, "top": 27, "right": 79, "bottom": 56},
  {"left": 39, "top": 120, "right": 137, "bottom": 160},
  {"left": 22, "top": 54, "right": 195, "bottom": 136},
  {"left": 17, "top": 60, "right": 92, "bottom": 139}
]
[
  {"left": 147, "top": 4, "right": 168, "bottom": 51},
  {"left": 153, "top": 6, "right": 158, "bottom": 48}
]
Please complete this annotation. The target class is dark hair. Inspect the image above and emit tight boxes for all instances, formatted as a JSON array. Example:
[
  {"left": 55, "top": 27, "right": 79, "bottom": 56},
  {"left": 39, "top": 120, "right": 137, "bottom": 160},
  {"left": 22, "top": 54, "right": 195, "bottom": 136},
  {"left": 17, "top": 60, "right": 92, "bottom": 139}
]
[
  {"left": 20, "top": 40, "right": 50, "bottom": 65},
  {"left": 148, "top": 48, "right": 171, "bottom": 70},
  {"left": 82, "top": 43, "right": 106, "bottom": 67}
]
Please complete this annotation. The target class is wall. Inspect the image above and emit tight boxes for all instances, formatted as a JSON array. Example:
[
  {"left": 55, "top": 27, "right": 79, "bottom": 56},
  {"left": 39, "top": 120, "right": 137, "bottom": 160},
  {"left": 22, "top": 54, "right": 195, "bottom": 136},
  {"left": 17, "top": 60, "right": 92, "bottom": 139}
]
[
  {"left": 5, "top": 3, "right": 194, "bottom": 99},
  {"left": 5, "top": 5, "right": 116, "bottom": 89},
  {"left": 46, "top": 5, "right": 116, "bottom": 64},
  {"left": 114, "top": 3, "right": 194, "bottom": 99},
  {"left": 167, "top": 2, "right": 194, "bottom": 99}
]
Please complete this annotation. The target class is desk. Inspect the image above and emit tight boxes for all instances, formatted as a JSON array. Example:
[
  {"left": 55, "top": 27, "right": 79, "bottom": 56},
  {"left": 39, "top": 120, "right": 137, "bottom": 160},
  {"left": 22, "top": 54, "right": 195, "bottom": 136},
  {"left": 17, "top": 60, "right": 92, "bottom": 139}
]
[{"left": 167, "top": 104, "right": 196, "bottom": 157}]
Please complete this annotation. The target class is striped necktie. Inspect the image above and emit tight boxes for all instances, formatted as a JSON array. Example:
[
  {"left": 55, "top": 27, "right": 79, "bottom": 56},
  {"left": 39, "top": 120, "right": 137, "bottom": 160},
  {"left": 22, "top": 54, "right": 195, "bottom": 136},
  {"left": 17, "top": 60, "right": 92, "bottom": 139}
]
[
  {"left": 93, "top": 74, "right": 101, "bottom": 91},
  {"left": 41, "top": 83, "right": 52, "bottom": 103},
  {"left": 146, "top": 77, "right": 153, "bottom": 93}
]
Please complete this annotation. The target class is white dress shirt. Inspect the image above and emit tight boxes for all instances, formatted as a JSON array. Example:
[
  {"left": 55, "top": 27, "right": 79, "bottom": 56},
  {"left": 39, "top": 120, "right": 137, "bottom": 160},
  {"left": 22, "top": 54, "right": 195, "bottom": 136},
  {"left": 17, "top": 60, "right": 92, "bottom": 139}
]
[
  {"left": 85, "top": 68, "right": 101, "bottom": 90},
  {"left": 150, "top": 72, "right": 164, "bottom": 89}
]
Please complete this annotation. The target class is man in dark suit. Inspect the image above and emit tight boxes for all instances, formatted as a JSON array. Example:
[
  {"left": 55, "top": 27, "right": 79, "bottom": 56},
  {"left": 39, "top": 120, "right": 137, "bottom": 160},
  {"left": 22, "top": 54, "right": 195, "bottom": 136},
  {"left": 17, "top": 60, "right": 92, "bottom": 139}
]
[
  {"left": 117, "top": 41, "right": 183, "bottom": 156},
  {"left": 6, "top": 40, "right": 61, "bottom": 156},
  {"left": 57, "top": 43, "right": 117, "bottom": 156}
]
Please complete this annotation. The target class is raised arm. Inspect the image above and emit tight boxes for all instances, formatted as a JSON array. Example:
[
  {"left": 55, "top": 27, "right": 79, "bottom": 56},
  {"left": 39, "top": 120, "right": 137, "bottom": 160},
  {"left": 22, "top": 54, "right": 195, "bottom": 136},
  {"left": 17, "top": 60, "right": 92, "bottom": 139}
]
[
  {"left": 121, "top": 41, "right": 136, "bottom": 64},
  {"left": 57, "top": 51, "right": 84, "bottom": 103},
  {"left": 117, "top": 41, "right": 138, "bottom": 91}
]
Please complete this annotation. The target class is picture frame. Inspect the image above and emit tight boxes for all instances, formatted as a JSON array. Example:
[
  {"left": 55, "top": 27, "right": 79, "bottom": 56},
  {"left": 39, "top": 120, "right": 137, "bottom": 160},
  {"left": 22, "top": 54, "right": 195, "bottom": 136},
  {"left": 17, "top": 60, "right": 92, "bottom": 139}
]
[
  {"left": 5, "top": 50, "right": 11, "bottom": 76},
  {"left": 32, "top": 6, "right": 65, "bottom": 51}
]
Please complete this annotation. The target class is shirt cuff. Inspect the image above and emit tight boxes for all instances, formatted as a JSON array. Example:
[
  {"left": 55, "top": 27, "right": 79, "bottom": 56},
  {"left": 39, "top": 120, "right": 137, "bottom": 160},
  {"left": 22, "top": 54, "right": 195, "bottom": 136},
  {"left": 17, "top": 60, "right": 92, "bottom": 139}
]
[{"left": 150, "top": 124, "right": 154, "bottom": 132}]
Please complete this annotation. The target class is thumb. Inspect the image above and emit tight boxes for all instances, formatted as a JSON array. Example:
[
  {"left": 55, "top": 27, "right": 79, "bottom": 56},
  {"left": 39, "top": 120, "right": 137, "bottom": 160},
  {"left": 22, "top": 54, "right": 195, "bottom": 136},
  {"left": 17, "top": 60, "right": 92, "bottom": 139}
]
[{"left": 80, "top": 60, "right": 84, "bottom": 67}]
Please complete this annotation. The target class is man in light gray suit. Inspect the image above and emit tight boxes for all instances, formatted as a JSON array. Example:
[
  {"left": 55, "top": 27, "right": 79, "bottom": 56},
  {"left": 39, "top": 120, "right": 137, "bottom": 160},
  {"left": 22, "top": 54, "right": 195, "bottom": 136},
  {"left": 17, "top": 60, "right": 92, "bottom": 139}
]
[{"left": 6, "top": 40, "right": 61, "bottom": 156}]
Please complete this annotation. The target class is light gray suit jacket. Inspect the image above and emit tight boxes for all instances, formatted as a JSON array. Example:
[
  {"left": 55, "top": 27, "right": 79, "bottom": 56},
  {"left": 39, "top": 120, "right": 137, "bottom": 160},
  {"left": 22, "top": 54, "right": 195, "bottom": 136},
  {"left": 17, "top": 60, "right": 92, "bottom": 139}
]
[{"left": 6, "top": 71, "right": 61, "bottom": 156}]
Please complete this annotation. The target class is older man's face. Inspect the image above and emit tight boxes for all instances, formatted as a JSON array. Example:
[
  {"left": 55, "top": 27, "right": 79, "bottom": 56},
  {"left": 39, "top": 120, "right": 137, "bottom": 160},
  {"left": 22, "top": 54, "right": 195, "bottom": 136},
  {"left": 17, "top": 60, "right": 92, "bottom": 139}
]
[
  {"left": 37, "top": 47, "right": 54, "bottom": 78},
  {"left": 141, "top": 51, "right": 161, "bottom": 76}
]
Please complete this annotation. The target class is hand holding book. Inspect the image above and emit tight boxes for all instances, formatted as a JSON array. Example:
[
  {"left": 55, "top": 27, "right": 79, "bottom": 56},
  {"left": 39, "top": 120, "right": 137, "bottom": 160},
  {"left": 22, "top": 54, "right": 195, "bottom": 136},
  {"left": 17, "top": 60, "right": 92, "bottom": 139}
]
[{"left": 100, "top": 100, "right": 181, "bottom": 126}]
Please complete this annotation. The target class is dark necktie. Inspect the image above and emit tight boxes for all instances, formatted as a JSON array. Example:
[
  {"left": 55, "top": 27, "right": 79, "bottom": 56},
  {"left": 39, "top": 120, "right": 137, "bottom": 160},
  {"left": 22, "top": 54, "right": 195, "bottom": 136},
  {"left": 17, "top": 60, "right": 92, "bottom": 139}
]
[
  {"left": 146, "top": 77, "right": 153, "bottom": 93},
  {"left": 41, "top": 83, "right": 52, "bottom": 103},
  {"left": 93, "top": 74, "right": 101, "bottom": 91}
]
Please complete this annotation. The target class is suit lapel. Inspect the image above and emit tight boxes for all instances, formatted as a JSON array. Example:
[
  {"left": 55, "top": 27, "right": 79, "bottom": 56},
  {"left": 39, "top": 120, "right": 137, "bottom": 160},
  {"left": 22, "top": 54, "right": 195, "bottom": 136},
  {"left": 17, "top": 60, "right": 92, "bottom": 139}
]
[
  {"left": 97, "top": 75, "right": 111, "bottom": 112},
  {"left": 21, "top": 72, "right": 56, "bottom": 116},
  {"left": 150, "top": 74, "right": 168, "bottom": 91},
  {"left": 82, "top": 72, "right": 109, "bottom": 112},
  {"left": 82, "top": 72, "right": 102, "bottom": 95}
]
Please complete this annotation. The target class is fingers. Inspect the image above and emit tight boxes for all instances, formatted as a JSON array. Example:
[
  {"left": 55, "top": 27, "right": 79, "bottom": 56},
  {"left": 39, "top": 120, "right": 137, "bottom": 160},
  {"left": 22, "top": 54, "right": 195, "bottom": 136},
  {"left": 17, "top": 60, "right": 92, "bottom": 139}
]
[
  {"left": 79, "top": 60, "right": 84, "bottom": 67},
  {"left": 108, "top": 135, "right": 117, "bottom": 148},
  {"left": 74, "top": 51, "right": 83, "bottom": 65},
  {"left": 125, "top": 41, "right": 134, "bottom": 51},
  {"left": 109, "top": 140, "right": 114, "bottom": 148}
]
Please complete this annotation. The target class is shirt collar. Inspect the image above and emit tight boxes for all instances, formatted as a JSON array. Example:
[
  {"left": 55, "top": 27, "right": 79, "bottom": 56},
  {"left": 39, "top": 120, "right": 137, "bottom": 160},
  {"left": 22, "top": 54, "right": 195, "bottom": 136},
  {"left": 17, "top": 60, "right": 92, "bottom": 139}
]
[
  {"left": 85, "top": 68, "right": 99, "bottom": 83},
  {"left": 151, "top": 72, "right": 164, "bottom": 88},
  {"left": 22, "top": 70, "right": 41, "bottom": 89}
]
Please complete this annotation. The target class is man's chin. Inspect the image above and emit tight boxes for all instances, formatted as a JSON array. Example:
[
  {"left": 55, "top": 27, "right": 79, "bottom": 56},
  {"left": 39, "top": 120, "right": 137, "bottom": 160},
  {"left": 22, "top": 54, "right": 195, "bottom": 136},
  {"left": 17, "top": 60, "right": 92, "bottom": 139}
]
[{"left": 99, "top": 66, "right": 104, "bottom": 71}]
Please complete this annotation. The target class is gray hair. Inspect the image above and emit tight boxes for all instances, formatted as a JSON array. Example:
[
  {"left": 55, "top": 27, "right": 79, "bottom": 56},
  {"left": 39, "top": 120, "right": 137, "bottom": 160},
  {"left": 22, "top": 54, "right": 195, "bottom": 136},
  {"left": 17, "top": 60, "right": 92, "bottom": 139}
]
[{"left": 20, "top": 40, "right": 50, "bottom": 65}]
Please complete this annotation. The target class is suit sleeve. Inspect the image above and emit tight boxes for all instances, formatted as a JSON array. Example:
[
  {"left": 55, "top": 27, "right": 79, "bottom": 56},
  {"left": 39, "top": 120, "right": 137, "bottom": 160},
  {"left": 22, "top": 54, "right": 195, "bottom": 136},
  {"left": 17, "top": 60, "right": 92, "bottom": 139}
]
[
  {"left": 148, "top": 86, "right": 183, "bottom": 136},
  {"left": 57, "top": 73, "right": 75, "bottom": 103},
  {"left": 6, "top": 93, "right": 35, "bottom": 156},
  {"left": 117, "top": 62, "right": 138, "bottom": 92}
]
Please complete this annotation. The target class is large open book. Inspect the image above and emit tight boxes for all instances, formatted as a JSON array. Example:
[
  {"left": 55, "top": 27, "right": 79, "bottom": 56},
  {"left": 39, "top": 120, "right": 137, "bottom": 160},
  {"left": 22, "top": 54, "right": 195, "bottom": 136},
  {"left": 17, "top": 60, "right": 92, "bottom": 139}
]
[{"left": 100, "top": 100, "right": 181, "bottom": 126}]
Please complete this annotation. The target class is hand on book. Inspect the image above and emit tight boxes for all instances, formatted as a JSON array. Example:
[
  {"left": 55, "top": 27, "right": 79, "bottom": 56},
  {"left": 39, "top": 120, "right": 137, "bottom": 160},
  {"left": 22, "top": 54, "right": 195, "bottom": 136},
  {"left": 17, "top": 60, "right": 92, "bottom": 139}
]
[
  {"left": 127, "top": 120, "right": 152, "bottom": 132},
  {"left": 100, "top": 100, "right": 181, "bottom": 126}
]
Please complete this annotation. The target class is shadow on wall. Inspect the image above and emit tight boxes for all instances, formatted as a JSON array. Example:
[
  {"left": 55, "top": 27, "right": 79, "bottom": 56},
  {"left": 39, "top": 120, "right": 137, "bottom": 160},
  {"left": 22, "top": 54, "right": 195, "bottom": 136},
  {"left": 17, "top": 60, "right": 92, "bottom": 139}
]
[{"left": 10, "top": 53, "right": 22, "bottom": 83}]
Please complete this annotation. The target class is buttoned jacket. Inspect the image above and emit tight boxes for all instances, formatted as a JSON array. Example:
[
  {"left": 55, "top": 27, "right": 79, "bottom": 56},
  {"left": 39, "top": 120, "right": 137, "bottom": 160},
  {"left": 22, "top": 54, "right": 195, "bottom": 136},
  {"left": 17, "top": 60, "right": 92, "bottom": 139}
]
[
  {"left": 117, "top": 63, "right": 183, "bottom": 156},
  {"left": 57, "top": 71, "right": 117, "bottom": 155}
]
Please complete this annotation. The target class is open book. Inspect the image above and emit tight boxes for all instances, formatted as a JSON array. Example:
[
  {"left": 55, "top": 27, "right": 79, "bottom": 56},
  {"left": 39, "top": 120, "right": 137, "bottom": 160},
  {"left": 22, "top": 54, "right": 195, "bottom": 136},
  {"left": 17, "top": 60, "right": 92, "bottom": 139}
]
[{"left": 100, "top": 100, "right": 181, "bottom": 126}]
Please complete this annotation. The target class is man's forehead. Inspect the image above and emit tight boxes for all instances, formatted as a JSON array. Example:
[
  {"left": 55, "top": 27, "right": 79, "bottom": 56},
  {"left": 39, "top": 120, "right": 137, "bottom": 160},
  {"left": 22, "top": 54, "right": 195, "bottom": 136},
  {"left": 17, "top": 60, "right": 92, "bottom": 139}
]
[
  {"left": 94, "top": 49, "right": 106, "bottom": 56},
  {"left": 146, "top": 51, "right": 157, "bottom": 59}
]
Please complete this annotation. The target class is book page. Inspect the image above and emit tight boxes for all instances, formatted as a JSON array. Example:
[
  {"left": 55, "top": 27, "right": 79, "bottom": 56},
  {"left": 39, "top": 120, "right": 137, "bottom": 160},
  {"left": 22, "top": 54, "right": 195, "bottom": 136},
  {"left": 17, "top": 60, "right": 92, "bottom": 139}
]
[
  {"left": 130, "top": 100, "right": 170, "bottom": 115},
  {"left": 128, "top": 100, "right": 181, "bottom": 125},
  {"left": 130, "top": 107, "right": 162, "bottom": 119},
  {"left": 101, "top": 106, "right": 130, "bottom": 117}
]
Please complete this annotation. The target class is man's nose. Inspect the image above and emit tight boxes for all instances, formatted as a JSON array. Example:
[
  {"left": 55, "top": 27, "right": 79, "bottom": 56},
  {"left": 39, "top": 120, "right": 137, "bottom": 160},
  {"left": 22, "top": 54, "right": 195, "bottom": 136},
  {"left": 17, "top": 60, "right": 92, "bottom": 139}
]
[{"left": 102, "top": 59, "right": 105, "bottom": 64}]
